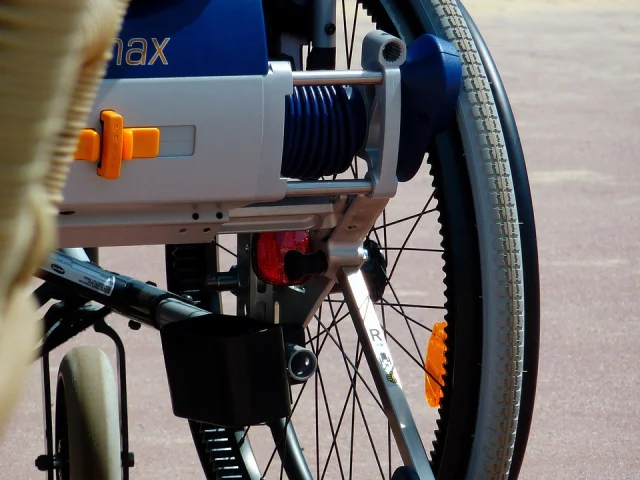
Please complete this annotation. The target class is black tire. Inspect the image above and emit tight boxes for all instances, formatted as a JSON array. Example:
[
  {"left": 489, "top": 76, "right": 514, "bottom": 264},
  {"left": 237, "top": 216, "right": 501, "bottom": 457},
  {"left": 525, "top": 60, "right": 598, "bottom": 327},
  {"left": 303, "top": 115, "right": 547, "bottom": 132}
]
[
  {"left": 456, "top": 5, "right": 540, "bottom": 478},
  {"left": 356, "top": 1, "right": 533, "bottom": 477}
]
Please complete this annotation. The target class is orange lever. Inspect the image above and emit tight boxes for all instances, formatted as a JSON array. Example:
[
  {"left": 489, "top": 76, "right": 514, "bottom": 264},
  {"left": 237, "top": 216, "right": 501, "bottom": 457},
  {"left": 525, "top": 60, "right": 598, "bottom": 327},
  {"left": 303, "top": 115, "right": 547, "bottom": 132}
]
[
  {"left": 74, "top": 129, "right": 100, "bottom": 162},
  {"left": 98, "top": 110, "right": 124, "bottom": 180},
  {"left": 75, "top": 111, "right": 161, "bottom": 179}
]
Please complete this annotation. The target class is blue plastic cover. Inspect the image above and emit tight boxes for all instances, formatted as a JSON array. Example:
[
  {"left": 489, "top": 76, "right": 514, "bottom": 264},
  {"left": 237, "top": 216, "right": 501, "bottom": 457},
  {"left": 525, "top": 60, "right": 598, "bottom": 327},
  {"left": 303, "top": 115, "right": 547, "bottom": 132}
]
[
  {"left": 397, "top": 34, "right": 462, "bottom": 182},
  {"left": 105, "top": 0, "right": 269, "bottom": 79}
]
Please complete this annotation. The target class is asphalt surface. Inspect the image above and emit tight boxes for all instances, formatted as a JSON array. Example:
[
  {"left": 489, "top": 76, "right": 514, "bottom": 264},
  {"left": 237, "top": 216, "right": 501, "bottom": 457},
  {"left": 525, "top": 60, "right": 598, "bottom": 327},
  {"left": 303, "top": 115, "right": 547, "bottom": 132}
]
[{"left": 1, "top": 2, "right": 640, "bottom": 479}]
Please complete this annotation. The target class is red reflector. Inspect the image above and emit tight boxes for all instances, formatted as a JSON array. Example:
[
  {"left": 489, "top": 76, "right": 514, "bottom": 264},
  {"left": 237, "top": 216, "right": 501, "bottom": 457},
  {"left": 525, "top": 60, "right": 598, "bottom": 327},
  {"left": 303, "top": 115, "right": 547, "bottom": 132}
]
[{"left": 253, "top": 231, "right": 311, "bottom": 285}]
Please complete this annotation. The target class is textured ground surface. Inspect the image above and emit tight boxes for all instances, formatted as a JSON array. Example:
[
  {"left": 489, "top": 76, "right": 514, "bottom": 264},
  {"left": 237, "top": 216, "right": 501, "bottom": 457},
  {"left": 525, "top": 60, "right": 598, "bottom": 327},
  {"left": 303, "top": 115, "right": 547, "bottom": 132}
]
[{"left": 1, "top": 1, "right": 639, "bottom": 479}]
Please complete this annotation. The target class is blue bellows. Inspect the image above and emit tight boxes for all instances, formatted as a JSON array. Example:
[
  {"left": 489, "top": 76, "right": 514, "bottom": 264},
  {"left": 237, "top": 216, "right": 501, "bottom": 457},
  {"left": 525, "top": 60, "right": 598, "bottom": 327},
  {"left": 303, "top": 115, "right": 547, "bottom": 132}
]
[{"left": 282, "top": 85, "right": 368, "bottom": 180}]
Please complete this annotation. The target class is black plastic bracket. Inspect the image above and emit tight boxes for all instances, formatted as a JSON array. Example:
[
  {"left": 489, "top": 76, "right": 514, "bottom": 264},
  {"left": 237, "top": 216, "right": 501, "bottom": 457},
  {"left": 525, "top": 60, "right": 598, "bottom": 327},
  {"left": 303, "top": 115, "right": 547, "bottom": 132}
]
[
  {"left": 35, "top": 301, "right": 134, "bottom": 478},
  {"left": 36, "top": 300, "right": 106, "bottom": 478}
]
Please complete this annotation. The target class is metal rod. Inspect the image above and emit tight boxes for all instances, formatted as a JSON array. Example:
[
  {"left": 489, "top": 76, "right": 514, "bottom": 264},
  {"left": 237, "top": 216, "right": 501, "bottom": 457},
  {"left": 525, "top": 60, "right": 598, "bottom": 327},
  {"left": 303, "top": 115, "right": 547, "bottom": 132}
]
[
  {"left": 338, "top": 267, "right": 435, "bottom": 479},
  {"left": 291, "top": 70, "right": 383, "bottom": 86},
  {"left": 93, "top": 320, "right": 133, "bottom": 479},
  {"left": 285, "top": 179, "right": 373, "bottom": 197},
  {"left": 40, "top": 353, "right": 54, "bottom": 480},
  {"left": 205, "top": 270, "right": 240, "bottom": 291}
]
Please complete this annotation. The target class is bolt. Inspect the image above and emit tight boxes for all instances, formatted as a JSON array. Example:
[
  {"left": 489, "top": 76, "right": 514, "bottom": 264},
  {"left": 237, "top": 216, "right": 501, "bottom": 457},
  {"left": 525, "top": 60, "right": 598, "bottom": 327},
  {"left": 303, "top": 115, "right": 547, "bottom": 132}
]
[
  {"left": 128, "top": 320, "right": 141, "bottom": 331},
  {"left": 123, "top": 451, "right": 135, "bottom": 468},
  {"left": 35, "top": 455, "right": 51, "bottom": 472},
  {"left": 324, "top": 23, "right": 336, "bottom": 36}
]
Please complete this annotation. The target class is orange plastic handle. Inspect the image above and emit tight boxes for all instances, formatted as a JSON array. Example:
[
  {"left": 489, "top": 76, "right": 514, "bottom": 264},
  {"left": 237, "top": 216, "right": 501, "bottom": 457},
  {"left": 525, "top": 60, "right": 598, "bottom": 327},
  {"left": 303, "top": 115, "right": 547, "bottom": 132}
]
[{"left": 98, "top": 110, "right": 124, "bottom": 179}]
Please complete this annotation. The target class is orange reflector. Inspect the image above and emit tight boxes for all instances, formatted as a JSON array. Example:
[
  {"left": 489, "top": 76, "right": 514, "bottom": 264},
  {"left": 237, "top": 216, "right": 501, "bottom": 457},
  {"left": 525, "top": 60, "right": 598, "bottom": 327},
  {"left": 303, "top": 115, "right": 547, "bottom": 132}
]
[
  {"left": 253, "top": 231, "right": 310, "bottom": 286},
  {"left": 425, "top": 321, "right": 448, "bottom": 408}
]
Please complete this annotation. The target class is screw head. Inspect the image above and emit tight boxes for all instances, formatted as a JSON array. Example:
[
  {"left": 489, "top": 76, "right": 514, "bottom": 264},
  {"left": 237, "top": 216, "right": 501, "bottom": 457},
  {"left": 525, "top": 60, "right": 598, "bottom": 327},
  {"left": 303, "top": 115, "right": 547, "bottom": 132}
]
[
  {"left": 128, "top": 320, "right": 141, "bottom": 331},
  {"left": 324, "top": 23, "right": 336, "bottom": 35}
]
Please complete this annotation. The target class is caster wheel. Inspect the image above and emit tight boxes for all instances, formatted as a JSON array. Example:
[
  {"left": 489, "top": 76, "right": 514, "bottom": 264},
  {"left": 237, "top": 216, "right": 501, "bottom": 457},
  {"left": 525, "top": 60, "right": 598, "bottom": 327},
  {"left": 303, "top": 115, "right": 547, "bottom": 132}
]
[
  {"left": 55, "top": 346, "right": 121, "bottom": 480},
  {"left": 391, "top": 466, "right": 420, "bottom": 480}
]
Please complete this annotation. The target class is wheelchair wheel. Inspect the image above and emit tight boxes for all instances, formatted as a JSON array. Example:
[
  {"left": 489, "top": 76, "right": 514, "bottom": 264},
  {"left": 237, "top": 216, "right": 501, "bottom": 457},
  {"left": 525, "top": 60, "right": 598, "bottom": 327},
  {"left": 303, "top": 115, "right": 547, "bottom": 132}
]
[
  {"left": 178, "top": 1, "right": 539, "bottom": 479},
  {"left": 55, "top": 346, "right": 121, "bottom": 480}
]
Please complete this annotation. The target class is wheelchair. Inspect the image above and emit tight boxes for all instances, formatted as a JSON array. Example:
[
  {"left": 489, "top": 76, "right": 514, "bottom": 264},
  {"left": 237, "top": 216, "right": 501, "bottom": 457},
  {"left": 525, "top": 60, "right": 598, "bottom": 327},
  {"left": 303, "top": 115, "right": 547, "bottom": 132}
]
[{"left": 31, "top": 1, "right": 540, "bottom": 479}]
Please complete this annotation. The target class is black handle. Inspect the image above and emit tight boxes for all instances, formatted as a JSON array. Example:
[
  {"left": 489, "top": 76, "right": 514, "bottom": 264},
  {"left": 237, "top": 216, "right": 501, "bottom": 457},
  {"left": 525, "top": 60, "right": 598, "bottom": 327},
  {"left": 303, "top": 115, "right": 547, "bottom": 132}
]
[{"left": 284, "top": 250, "right": 328, "bottom": 283}]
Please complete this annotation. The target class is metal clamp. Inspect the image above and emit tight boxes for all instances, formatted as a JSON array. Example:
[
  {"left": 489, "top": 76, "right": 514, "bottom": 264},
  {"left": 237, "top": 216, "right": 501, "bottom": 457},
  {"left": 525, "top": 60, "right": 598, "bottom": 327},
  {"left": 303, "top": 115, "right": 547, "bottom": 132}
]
[
  {"left": 361, "top": 30, "right": 406, "bottom": 199},
  {"left": 321, "top": 31, "right": 407, "bottom": 279}
]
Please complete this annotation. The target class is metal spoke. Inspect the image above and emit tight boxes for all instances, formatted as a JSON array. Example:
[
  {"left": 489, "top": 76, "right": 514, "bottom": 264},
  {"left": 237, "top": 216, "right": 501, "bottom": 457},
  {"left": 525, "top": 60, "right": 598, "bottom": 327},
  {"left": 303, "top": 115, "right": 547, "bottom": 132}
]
[
  {"left": 371, "top": 205, "right": 436, "bottom": 233},
  {"left": 382, "top": 210, "right": 390, "bottom": 261},
  {"left": 348, "top": 343, "right": 360, "bottom": 480},
  {"left": 313, "top": 322, "right": 320, "bottom": 479},
  {"left": 315, "top": 318, "right": 385, "bottom": 411},
  {"left": 381, "top": 302, "right": 445, "bottom": 310},
  {"left": 349, "top": 2, "right": 359, "bottom": 69},
  {"left": 320, "top": 301, "right": 384, "bottom": 479},
  {"left": 328, "top": 313, "right": 385, "bottom": 480},
  {"left": 333, "top": 327, "right": 386, "bottom": 480},
  {"left": 378, "top": 299, "right": 433, "bottom": 332},
  {"left": 314, "top": 304, "right": 323, "bottom": 479},
  {"left": 319, "top": 330, "right": 364, "bottom": 479},
  {"left": 341, "top": 0, "right": 360, "bottom": 69},
  {"left": 380, "top": 281, "right": 392, "bottom": 477},
  {"left": 384, "top": 280, "right": 424, "bottom": 362},
  {"left": 387, "top": 194, "right": 436, "bottom": 280},
  {"left": 388, "top": 426, "right": 392, "bottom": 480},
  {"left": 383, "top": 247, "right": 444, "bottom": 253},
  {"left": 380, "top": 325, "right": 444, "bottom": 389},
  {"left": 307, "top": 306, "right": 350, "bottom": 345},
  {"left": 341, "top": 0, "right": 351, "bottom": 69},
  {"left": 263, "top": 303, "right": 343, "bottom": 478},
  {"left": 238, "top": 427, "right": 250, "bottom": 448},
  {"left": 212, "top": 239, "right": 237, "bottom": 258},
  {"left": 317, "top": 365, "right": 347, "bottom": 480}
]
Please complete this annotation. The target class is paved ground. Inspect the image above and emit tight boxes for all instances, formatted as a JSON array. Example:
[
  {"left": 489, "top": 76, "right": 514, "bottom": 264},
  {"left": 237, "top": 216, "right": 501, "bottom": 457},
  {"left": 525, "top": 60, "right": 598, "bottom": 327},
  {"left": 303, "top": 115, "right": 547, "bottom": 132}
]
[{"left": 1, "top": 1, "right": 640, "bottom": 479}]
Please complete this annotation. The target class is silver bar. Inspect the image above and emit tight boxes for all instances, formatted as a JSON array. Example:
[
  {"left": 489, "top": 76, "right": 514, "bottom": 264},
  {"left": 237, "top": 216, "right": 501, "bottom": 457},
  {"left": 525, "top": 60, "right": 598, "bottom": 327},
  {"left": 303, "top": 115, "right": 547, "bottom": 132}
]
[
  {"left": 338, "top": 267, "right": 436, "bottom": 480},
  {"left": 285, "top": 179, "right": 373, "bottom": 197},
  {"left": 291, "top": 70, "right": 383, "bottom": 86}
]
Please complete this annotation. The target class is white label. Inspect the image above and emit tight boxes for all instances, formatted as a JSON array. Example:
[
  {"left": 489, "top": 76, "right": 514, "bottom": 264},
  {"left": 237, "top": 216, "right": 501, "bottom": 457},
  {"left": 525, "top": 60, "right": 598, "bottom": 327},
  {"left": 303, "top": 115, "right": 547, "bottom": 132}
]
[{"left": 43, "top": 251, "right": 115, "bottom": 296}]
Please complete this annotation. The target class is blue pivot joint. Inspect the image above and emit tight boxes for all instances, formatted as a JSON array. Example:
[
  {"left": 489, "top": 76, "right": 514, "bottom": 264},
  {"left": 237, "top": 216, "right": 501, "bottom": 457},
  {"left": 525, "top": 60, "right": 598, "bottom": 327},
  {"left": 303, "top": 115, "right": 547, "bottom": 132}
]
[{"left": 397, "top": 34, "right": 462, "bottom": 182}]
